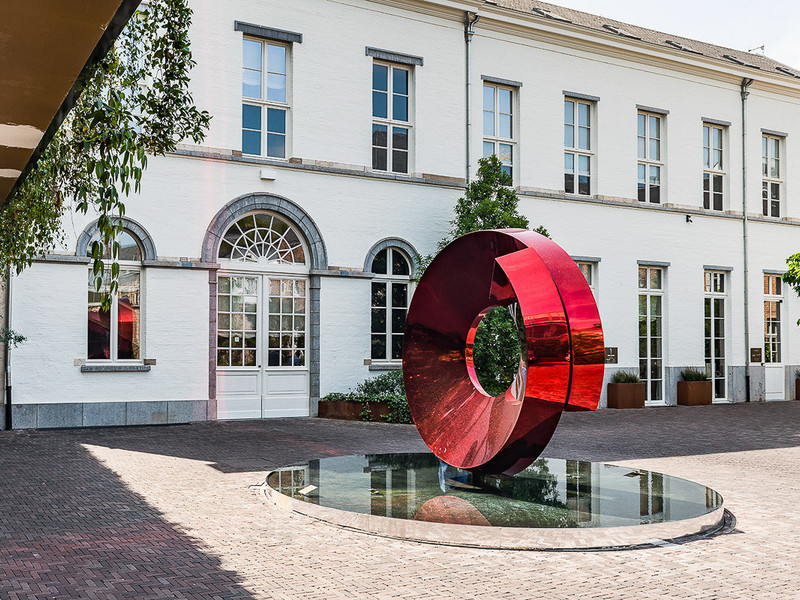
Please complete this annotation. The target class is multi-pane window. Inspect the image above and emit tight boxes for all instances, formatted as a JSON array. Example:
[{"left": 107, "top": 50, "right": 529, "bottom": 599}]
[
  {"left": 764, "top": 274, "right": 782, "bottom": 363},
  {"left": 637, "top": 112, "right": 663, "bottom": 203},
  {"left": 483, "top": 84, "right": 514, "bottom": 178},
  {"left": 372, "top": 63, "right": 410, "bottom": 173},
  {"left": 564, "top": 99, "right": 592, "bottom": 195},
  {"left": 215, "top": 277, "right": 306, "bottom": 369},
  {"left": 267, "top": 279, "right": 306, "bottom": 367},
  {"left": 216, "top": 276, "right": 258, "bottom": 368},
  {"left": 704, "top": 271, "right": 727, "bottom": 400},
  {"left": 762, "top": 135, "right": 782, "bottom": 217},
  {"left": 638, "top": 266, "right": 664, "bottom": 403},
  {"left": 86, "top": 230, "right": 143, "bottom": 361},
  {"left": 703, "top": 124, "right": 725, "bottom": 211},
  {"left": 371, "top": 248, "right": 411, "bottom": 361},
  {"left": 242, "top": 38, "right": 288, "bottom": 158}
]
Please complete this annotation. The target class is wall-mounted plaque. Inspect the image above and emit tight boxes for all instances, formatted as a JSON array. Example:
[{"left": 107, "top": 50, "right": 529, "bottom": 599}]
[
  {"left": 750, "top": 348, "right": 763, "bottom": 363},
  {"left": 605, "top": 347, "right": 618, "bottom": 364}
]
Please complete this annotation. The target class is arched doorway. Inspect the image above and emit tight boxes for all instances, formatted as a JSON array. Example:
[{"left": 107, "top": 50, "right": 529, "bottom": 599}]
[{"left": 214, "top": 211, "right": 311, "bottom": 419}]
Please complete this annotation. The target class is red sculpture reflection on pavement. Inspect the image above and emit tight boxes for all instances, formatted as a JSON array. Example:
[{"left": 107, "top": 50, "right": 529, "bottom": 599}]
[{"left": 403, "top": 230, "right": 604, "bottom": 475}]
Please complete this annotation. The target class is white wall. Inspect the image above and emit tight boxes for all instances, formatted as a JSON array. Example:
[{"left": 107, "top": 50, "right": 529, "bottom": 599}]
[
  {"left": 11, "top": 0, "right": 800, "bottom": 410},
  {"left": 319, "top": 276, "right": 372, "bottom": 396},
  {"left": 10, "top": 264, "right": 209, "bottom": 405},
  {"left": 187, "top": 0, "right": 466, "bottom": 179}
]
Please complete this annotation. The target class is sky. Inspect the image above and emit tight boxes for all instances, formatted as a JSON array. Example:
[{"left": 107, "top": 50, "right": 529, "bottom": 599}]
[{"left": 550, "top": 0, "right": 800, "bottom": 68}]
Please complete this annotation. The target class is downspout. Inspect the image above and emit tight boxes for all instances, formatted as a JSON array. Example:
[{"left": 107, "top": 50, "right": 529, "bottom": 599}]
[
  {"left": 465, "top": 12, "right": 480, "bottom": 185},
  {"left": 3, "top": 268, "right": 11, "bottom": 429},
  {"left": 741, "top": 77, "right": 754, "bottom": 402}
]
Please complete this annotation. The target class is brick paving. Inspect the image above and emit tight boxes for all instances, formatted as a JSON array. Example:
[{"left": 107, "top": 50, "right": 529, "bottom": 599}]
[{"left": 1, "top": 402, "right": 799, "bottom": 599}]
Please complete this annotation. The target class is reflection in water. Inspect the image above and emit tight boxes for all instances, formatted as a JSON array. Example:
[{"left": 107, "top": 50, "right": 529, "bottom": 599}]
[{"left": 267, "top": 453, "right": 722, "bottom": 529}]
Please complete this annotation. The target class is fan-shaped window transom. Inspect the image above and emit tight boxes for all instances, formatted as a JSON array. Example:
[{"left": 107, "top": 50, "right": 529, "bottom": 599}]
[{"left": 219, "top": 213, "right": 306, "bottom": 265}]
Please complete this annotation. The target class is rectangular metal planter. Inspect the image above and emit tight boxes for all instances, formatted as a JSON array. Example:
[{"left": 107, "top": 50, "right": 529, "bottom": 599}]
[
  {"left": 607, "top": 383, "right": 646, "bottom": 409},
  {"left": 677, "top": 380, "right": 713, "bottom": 406},
  {"left": 318, "top": 400, "right": 391, "bottom": 421}
]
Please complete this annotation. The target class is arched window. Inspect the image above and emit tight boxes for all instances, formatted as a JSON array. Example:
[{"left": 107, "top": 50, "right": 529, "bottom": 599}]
[
  {"left": 87, "top": 229, "right": 143, "bottom": 261},
  {"left": 370, "top": 247, "right": 411, "bottom": 361},
  {"left": 218, "top": 213, "right": 306, "bottom": 265},
  {"left": 85, "top": 229, "right": 144, "bottom": 362}
]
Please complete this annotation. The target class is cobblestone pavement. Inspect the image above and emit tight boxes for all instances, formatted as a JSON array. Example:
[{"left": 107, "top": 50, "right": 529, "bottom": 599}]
[{"left": 1, "top": 402, "right": 799, "bottom": 599}]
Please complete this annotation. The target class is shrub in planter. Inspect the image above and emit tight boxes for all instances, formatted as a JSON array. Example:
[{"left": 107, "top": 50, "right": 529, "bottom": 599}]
[
  {"left": 677, "top": 368, "right": 712, "bottom": 406},
  {"left": 607, "top": 371, "right": 645, "bottom": 409},
  {"left": 318, "top": 370, "right": 413, "bottom": 424}
]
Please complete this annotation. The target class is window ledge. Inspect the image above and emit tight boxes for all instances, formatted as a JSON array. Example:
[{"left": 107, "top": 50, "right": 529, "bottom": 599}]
[
  {"left": 368, "top": 363, "right": 402, "bottom": 371},
  {"left": 81, "top": 365, "right": 151, "bottom": 373},
  {"left": 170, "top": 147, "right": 466, "bottom": 188}
]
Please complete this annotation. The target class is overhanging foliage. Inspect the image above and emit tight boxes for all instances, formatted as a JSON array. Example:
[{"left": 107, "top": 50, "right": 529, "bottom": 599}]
[{"left": 0, "top": 0, "right": 210, "bottom": 309}]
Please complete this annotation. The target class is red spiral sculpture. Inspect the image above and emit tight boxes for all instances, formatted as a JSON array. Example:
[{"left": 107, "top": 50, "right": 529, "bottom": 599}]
[{"left": 403, "top": 230, "right": 604, "bottom": 475}]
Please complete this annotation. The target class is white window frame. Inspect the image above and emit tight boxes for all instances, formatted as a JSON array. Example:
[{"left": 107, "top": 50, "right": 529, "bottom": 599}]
[
  {"left": 762, "top": 134, "right": 783, "bottom": 218},
  {"left": 564, "top": 98, "right": 594, "bottom": 196},
  {"left": 703, "top": 271, "right": 727, "bottom": 401},
  {"left": 242, "top": 37, "right": 291, "bottom": 159},
  {"left": 638, "top": 266, "right": 664, "bottom": 403},
  {"left": 764, "top": 273, "right": 783, "bottom": 364},
  {"left": 637, "top": 111, "right": 664, "bottom": 204},
  {"left": 371, "top": 61, "right": 413, "bottom": 174},
  {"left": 87, "top": 264, "right": 144, "bottom": 364},
  {"left": 370, "top": 248, "right": 412, "bottom": 363},
  {"left": 482, "top": 83, "right": 516, "bottom": 180},
  {"left": 215, "top": 273, "right": 309, "bottom": 371},
  {"left": 703, "top": 123, "right": 726, "bottom": 211},
  {"left": 575, "top": 261, "right": 597, "bottom": 298}
]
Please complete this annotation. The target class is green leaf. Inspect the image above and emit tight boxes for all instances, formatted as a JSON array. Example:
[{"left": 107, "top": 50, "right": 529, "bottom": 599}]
[{"left": 0, "top": 0, "right": 210, "bottom": 307}]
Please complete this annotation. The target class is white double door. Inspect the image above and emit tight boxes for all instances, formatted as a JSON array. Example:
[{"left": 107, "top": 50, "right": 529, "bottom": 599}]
[{"left": 216, "top": 272, "right": 310, "bottom": 419}]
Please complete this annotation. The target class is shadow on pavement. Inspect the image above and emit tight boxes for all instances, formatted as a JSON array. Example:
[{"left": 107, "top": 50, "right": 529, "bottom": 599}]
[
  {"left": 53, "top": 417, "right": 429, "bottom": 473},
  {"left": 0, "top": 434, "right": 257, "bottom": 600}
]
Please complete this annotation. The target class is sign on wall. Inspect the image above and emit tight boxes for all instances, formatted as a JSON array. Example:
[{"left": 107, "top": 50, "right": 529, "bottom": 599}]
[{"left": 604, "top": 347, "right": 618, "bottom": 364}]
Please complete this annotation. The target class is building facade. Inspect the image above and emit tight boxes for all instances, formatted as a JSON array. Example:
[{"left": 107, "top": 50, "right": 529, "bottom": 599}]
[{"left": 6, "top": 0, "right": 800, "bottom": 428}]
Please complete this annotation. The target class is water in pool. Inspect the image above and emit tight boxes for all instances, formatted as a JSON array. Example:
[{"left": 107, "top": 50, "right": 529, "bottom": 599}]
[{"left": 267, "top": 453, "right": 722, "bottom": 529}]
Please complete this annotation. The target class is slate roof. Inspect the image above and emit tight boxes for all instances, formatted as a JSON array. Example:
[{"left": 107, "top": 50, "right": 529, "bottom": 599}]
[{"left": 489, "top": 0, "right": 800, "bottom": 81}]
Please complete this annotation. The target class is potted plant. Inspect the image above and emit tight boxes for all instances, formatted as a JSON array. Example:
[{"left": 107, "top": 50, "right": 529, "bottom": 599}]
[
  {"left": 317, "top": 371, "right": 412, "bottom": 423},
  {"left": 677, "top": 368, "right": 713, "bottom": 406},
  {"left": 607, "top": 371, "right": 646, "bottom": 409}
]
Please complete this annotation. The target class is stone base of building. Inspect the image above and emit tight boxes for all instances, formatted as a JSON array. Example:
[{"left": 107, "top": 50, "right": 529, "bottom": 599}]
[{"left": 10, "top": 400, "right": 210, "bottom": 430}]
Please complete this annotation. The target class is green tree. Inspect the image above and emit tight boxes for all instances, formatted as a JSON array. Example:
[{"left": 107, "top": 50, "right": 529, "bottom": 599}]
[
  {"left": 420, "top": 155, "right": 549, "bottom": 395},
  {"left": 418, "top": 155, "right": 548, "bottom": 274},
  {"left": 0, "top": 0, "right": 211, "bottom": 307},
  {"left": 783, "top": 254, "right": 800, "bottom": 324}
]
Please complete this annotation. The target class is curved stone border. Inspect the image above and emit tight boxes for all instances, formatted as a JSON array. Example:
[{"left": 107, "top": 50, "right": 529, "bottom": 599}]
[
  {"left": 76, "top": 217, "right": 157, "bottom": 260},
  {"left": 263, "top": 465, "right": 726, "bottom": 551},
  {"left": 363, "top": 237, "right": 420, "bottom": 276},
  {"left": 201, "top": 192, "right": 328, "bottom": 269}
]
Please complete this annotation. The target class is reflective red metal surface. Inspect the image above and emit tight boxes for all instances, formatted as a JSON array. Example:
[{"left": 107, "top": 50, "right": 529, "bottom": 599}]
[{"left": 403, "top": 230, "right": 604, "bottom": 475}]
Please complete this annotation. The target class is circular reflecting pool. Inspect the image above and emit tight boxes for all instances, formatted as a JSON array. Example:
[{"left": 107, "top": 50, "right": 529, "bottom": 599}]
[{"left": 265, "top": 453, "right": 724, "bottom": 549}]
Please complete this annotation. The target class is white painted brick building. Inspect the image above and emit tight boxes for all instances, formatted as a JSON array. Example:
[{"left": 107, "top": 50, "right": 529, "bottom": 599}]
[{"left": 7, "top": 0, "right": 800, "bottom": 428}]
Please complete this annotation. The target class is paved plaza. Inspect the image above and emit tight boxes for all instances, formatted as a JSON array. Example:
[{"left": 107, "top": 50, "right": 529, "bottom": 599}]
[{"left": 1, "top": 402, "right": 799, "bottom": 599}]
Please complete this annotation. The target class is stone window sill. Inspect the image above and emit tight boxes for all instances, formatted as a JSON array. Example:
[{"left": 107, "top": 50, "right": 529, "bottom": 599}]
[{"left": 80, "top": 365, "right": 152, "bottom": 373}]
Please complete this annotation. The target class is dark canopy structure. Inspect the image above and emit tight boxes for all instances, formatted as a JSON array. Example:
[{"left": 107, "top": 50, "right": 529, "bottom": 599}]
[{"left": 0, "top": 0, "right": 141, "bottom": 204}]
